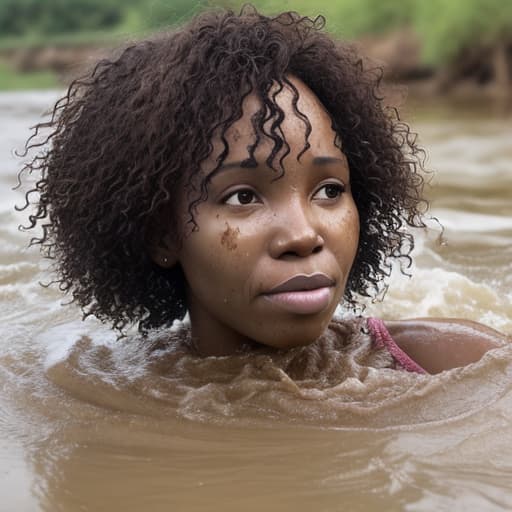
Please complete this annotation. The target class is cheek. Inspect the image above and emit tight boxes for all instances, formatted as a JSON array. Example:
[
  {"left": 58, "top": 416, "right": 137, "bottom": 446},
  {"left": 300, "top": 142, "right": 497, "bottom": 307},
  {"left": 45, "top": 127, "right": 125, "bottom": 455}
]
[
  {"left": 180, "top": 220, "right": 249, "bottom": 282},
  {"left": 332, "top": 205, "right": 360, "bottom": 266},
  {"left": 349, "top": 208, "right": 361, "bottom": 254}
]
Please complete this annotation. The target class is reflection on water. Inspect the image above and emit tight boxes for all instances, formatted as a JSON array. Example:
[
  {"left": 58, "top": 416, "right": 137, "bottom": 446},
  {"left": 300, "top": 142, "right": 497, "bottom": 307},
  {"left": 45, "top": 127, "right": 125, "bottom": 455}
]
[{"left": 0, "top": 91, "right": 511, "bottom": 511}]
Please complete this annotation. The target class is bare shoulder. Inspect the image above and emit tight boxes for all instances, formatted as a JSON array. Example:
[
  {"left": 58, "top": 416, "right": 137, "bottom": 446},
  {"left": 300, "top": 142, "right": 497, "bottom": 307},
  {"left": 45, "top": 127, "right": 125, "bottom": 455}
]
[{"left": 383, "top": 318, "right": 510, "bottom": 374}]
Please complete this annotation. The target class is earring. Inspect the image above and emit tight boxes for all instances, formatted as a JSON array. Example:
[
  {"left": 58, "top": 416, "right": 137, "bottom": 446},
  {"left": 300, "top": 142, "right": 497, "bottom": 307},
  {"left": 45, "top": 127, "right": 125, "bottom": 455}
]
[{"left": 163, "top": 256, "right": 169, "bottom": 264}]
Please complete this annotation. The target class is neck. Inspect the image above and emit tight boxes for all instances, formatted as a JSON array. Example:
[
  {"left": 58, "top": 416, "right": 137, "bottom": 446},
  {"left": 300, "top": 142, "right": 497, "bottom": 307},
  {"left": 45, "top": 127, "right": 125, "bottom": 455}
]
[
  {"left": 186, "top": 305, "right": 256, "bottom": 357},
  {"left": 190, "top": 326, "right": 254, "bottom": 357}
]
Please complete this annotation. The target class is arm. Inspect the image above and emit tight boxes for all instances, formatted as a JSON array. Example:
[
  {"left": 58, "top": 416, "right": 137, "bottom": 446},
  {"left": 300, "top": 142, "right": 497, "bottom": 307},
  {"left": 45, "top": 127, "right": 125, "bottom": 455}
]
[{"left": 384, "top": 318, "right": 509, "bottom": 374}]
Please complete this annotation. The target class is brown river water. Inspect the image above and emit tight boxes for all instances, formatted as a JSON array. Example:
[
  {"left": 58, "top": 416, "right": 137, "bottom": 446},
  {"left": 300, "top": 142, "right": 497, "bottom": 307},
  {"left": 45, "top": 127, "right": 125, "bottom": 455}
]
[{"left": 1, "top": 91, "right": 511, "bottom": 511}]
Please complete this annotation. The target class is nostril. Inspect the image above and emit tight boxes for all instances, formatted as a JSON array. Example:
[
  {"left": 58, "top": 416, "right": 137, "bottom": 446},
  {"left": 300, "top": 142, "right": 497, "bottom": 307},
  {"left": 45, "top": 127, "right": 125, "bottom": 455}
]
[
  {"left": 279, "top": 245, "right": 322, "bottom": 259},
  {"left": 277, "top": 244, "right": 322, "bottom": 260}
]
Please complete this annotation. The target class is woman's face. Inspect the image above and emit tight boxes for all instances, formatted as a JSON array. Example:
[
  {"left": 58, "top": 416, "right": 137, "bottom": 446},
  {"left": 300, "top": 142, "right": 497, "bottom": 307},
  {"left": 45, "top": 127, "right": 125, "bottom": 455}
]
[{"left": 160, "top": 77, "right": 359, "bottom": 355}]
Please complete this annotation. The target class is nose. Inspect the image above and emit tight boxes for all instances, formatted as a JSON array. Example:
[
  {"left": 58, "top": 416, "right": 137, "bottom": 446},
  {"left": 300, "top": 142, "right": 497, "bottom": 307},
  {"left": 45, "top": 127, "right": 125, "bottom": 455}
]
[{"left": 268, "top": 201, "right": 324, "bottom": 260}]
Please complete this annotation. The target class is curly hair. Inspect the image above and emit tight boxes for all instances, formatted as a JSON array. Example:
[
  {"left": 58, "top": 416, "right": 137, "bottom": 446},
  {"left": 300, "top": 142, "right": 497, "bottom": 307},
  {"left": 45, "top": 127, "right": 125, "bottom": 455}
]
[{"left": 18, "top": 6, "right": 427, "bottom": 332}]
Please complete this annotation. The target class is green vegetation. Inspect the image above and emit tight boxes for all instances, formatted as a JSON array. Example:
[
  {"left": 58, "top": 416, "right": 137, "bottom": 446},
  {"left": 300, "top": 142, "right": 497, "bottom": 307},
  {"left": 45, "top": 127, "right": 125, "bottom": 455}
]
[
  {"left": 414, "top": 0, "right": 512, "bottom": 65},
  {"left": 0, "top": 0, "right": 210, "bottom": 91},
  {"left": 0, "top": 0, "right": 511, "bottom": 90},
  {"left": 0, "top": 61, "right": 58, "bottom": 90},
  {"left": 230, "top": 0, "right": 415, "bottom": 38},
  {"left": 1, "top": 0, "right": 511, "bottom": 64},
  {"left": 229, "top": 0, "right": 512, "bottom": 65},
  {"left": 0, "top": 0, "right": 207, "bottom": 48},
  {"left": 0, "top": 0, "right": 121, "bottom": 37}
]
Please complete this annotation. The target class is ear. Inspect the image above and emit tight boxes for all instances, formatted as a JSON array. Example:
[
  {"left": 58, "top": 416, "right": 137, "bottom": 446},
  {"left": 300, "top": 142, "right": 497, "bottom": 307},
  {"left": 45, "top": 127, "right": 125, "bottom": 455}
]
[{"left": 147, "top": 232, "right": 178, "bottom": 269}]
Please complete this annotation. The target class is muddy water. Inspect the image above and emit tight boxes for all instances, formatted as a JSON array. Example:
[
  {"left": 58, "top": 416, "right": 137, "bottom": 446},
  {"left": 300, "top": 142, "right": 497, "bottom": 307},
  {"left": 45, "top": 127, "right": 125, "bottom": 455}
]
[{"left": 1, "top": 91, "right": 511, "bottom": 512}]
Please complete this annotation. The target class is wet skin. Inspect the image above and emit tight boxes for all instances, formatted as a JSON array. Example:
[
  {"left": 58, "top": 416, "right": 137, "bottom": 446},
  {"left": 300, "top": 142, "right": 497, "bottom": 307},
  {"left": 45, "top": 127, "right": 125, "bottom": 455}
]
[{"left": 153, "top": 76, "right": 359, "bottom": 356}]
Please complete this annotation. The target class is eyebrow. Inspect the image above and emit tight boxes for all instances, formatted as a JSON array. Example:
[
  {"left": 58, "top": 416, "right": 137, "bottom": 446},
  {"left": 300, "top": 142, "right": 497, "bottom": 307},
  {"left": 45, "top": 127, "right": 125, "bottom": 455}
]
[
  {"left": 218, "top": 158, "right": 259, "bottom": 171},
  {"left": 311, "top": 156, "right": 346, "bottom": 166},
  {"left": 207, "top": 155, "right": 346, "bottom": 181}
]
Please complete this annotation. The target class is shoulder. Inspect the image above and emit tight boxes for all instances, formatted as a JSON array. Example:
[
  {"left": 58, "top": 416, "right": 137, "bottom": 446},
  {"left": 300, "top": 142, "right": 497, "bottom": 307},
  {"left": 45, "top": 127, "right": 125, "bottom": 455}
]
[{"left": 383, "top": 318, "right": 509, "bottom": 374}]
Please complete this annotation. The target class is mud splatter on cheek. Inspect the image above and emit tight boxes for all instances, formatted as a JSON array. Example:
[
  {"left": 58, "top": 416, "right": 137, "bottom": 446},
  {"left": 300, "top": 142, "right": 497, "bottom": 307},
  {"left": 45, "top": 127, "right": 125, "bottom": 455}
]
[
  {"left": 221, "top": 222, "right": 240, "bottom": 251},
  {"left": 232, "top": 128, "right": 241, "bottom": 142}
]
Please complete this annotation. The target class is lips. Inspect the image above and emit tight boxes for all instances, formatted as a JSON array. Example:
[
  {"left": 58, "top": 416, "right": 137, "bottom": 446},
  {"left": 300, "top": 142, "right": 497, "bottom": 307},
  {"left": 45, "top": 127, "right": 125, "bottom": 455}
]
[
  {"left": 267, "top": 273, "right": 335, "bottom": 294},
  {"left": 263, "top": 273, "right": 335, "bottom": 315}
]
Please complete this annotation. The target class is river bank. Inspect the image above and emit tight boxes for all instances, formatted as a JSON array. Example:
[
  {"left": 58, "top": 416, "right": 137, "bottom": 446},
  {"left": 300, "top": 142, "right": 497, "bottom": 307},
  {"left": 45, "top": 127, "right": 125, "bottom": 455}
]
[{"left": 0, "top": 28, "right": 510, "bottom": 100}]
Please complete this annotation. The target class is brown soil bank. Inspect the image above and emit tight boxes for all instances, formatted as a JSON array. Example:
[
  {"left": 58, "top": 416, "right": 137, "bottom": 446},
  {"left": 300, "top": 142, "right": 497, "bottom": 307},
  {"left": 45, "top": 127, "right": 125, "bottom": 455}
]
[
  {"left": 359, "top": 29, "right": 512, "bottom": 100},
  {"left": 1, "top": 29, "right": 511, "bottom": 98},
  {"left": 0, "top": 44, "right": 109, "bottom": 81}
]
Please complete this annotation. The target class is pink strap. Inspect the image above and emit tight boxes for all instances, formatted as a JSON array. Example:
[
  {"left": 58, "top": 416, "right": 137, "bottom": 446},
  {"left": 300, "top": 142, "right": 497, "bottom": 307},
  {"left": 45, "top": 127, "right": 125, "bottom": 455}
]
[{"left": 367, "top": 317, "right": 427, "bottom": 374}]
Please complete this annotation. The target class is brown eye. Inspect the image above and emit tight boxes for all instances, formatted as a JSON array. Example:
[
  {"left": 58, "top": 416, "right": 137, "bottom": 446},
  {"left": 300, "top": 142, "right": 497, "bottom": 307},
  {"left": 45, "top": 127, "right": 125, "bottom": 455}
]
[
  {"left": 224, "top": 189, "right": 259, "bottom": 206},
  {"left": 237, "top": 190, "right": 255, "bottom": 204},
  {"left": 313, "top": 183, "right": 345, "bottom": 200},
  {"left": 325, "top": 184, "right": 341, "bottom": 198}
]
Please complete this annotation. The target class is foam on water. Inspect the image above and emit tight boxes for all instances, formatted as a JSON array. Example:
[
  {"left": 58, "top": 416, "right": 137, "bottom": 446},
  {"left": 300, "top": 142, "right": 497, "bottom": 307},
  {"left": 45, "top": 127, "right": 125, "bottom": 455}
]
[
  {"left": 366, "top": 265, "right": 512, "bottom": 332},
  {"left": 432, "top": 208, "right": 512, "bottom": 233}
]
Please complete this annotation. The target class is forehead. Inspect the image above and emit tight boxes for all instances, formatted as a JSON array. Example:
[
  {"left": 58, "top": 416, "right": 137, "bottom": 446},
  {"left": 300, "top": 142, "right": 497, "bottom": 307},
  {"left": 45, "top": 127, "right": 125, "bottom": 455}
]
[{"left": 207, "top": 75, "right": 340, "bottom": 169}]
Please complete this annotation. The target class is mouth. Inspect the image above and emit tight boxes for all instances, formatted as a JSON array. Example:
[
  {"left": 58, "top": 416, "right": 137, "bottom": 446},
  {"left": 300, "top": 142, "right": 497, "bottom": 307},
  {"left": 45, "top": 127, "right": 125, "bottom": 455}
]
[{"left": 262, "top": 273, "right": 336, "bottom": 315}]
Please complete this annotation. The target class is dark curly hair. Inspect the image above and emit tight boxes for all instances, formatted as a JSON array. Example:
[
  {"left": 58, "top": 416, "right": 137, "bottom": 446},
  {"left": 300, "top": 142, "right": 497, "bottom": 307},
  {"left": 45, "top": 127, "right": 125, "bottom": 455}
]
[{"left": 18, "top": 6, "right": 427, "bottom": 333}]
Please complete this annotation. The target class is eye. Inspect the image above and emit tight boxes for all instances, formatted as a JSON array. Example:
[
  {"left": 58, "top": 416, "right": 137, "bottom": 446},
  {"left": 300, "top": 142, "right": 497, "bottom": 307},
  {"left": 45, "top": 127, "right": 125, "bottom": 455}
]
[
  {"left": 313, "top": 182, "right": 345, "bottom": 201},
  {"left": 223, "top": 189, "right": 259, "bottom": 206}
]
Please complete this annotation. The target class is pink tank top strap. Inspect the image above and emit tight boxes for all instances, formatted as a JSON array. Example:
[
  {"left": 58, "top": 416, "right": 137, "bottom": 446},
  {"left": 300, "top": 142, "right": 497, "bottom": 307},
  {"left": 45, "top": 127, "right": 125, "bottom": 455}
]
[{"left": 367, "top": 317, "right": 427, "bottom": 374}]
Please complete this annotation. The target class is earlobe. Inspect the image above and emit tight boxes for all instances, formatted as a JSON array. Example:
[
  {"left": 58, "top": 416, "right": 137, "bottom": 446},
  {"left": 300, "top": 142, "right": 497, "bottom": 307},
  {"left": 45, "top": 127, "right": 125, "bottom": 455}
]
[{"left": 148, "top": 233, "right": 178, "bottom": 268}]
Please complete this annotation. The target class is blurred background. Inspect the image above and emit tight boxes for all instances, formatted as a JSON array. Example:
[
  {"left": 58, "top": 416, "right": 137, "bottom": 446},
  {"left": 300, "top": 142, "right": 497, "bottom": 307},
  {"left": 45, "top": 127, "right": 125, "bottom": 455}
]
[
  {"left": 0, "top": 4, "right": 511, "bottom": 510},
  {"left": 0, "top": 0, "right": 511, "bottom": 100}
]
